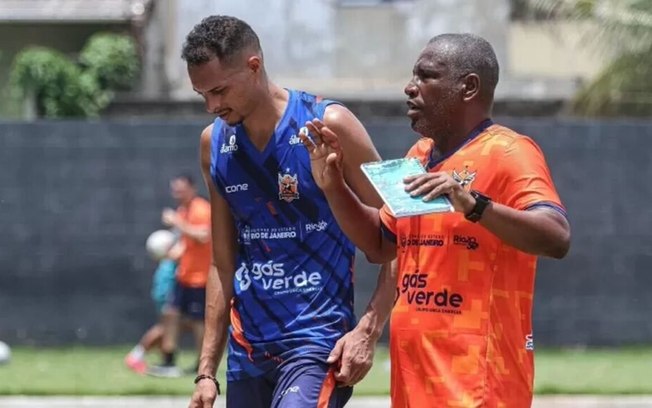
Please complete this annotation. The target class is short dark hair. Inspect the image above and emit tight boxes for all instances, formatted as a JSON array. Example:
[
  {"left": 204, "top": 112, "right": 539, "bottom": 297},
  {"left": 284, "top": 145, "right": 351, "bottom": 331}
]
[
  {"left": 181, "top": 15, "right": 261, "bottom": 66},
  {"left": 428, "top": 33, "right": 499, "bottom": 100},
  {"left": 172, "top": 173, "right": 195, "bottom": 187}
]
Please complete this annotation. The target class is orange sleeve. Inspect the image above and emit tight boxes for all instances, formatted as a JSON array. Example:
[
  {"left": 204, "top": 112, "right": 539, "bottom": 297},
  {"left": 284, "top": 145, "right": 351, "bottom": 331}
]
[
  {"left": 498, "top": 136, "right": 565, "bottom": 215},
  {"left": 189, "top": 200, "right": 211, "bottom": 226},
  {"left": 379, "top": 205, "right": 397, "bottom": 243}
]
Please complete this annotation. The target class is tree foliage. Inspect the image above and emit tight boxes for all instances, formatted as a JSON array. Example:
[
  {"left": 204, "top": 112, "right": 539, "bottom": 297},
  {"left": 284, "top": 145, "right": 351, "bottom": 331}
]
[
  {"left": 80, "top": 33, "right": 140, "bottom": 91},
  {"left": 529, "top": 0, "right": 652, "bottom": 116},
  {"left": 10, "top": 33, "right": 139, "bottom": 118}
]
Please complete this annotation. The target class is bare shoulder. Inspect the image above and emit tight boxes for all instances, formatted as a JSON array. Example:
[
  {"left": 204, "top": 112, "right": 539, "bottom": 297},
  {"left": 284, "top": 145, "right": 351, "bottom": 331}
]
[
  {"left": 200, "top": 123, "right": 214, "bottom": 148},
  {"left": 321, "top": 102, "right": 382, "bottom": 206},
  {"left": 322, "top": 103, "right": 361, "bottom": 134},
  {"left": 200, "top": 123, "right": 214, "bottom": 169},
  {"left": 322, "top": 103, "right": 377, "bottom": 151},
  {"left": 323, "top": 103, "right": 352, "bottom": 120},
  {"left": 323, "top": 102, "right": 380, "bottom": 164}
]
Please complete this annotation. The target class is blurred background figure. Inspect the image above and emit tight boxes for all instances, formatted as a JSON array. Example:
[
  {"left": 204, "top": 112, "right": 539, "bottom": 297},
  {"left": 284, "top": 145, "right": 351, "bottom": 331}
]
[
  {"left": 124, "top": 229, "right": 184, "bottom": 374},
  {"left": 148, "top": 174, "right": 212, "bottom": 378}
]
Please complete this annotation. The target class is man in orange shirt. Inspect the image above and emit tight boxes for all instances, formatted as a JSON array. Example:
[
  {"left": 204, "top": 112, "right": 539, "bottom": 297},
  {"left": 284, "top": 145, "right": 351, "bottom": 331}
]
[
  {"left": 301, "top": 34, "right": 571, "bottom": 407},
  {"left": 150, "top": 173, "right": 212, "bottom": 377}
]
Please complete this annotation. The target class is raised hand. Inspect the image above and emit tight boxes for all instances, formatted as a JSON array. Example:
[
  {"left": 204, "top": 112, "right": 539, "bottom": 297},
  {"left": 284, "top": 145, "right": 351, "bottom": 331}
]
[{"left": 299, "top": 118, "right": 345, "bottom": 191}]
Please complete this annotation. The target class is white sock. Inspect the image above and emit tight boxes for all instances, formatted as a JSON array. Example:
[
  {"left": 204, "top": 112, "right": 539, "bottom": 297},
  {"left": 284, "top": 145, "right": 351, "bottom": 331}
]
[{"left": 129, "top": 344, "right": 145, "bottom": 360}]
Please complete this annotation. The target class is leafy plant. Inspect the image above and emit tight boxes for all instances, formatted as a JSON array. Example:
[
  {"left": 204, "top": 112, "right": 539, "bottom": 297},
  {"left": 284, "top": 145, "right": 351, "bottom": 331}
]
[
  {"left": 10, "top": 47, "right": 104, "bottom": 117},
  {"left": 528, "top": 0, "right": 652, "bottom": 116},
  {"left": 9, "top": 33, "right": 139, "bottom": 118},
  {"left": 80, "top": 32, "right": 140, "bottom": 91}
]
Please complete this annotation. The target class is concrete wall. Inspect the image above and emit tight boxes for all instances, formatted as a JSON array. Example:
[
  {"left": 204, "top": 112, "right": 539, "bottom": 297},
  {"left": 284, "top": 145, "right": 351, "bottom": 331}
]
[
  {"left": 141, "top": 0, "right": 600, "bottom": 103},
  {"left": 508, "top": 21, "right": 608, "bottom": 80},
  {"left": 1, "top": 118, "right": 651, "bottom": 347},
  {"left": 161, "top": 0, "right": 511, "bottom": 100}
]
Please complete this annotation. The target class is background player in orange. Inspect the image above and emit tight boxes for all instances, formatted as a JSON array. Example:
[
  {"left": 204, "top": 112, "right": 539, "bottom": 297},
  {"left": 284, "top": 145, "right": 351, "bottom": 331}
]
[
  {"left": 301, "top": 33, "right": 571, "bottom": 407},
  {"left": 149, "top": 173, "right": 212, "bottom": 377}
]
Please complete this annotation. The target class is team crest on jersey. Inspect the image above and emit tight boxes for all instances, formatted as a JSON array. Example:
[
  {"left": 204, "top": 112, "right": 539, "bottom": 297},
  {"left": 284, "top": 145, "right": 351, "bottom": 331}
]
[
  {"left": 452, "top": 166, "right": 477, "bottom": 191},
  {"left": 278, "top": 172, "right": 299, "bottom": 202}
]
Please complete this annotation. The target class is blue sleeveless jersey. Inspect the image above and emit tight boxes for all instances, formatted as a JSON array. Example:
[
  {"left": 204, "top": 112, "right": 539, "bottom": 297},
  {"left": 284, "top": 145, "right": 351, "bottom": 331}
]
[{"left": 209, "top": 90, "right": 356, "bottom": 381}]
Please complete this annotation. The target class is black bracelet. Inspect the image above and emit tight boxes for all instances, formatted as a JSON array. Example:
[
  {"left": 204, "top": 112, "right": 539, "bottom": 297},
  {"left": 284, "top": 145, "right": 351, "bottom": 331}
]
[{"left": 194, "top": 374, "right": 221, "bottom": 395}]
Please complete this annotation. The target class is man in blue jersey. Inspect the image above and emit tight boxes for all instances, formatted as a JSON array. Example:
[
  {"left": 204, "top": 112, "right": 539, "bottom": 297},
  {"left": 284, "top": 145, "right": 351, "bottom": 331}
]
[{"left": 183, "top": 15, "right": 396, "bottom": 408}]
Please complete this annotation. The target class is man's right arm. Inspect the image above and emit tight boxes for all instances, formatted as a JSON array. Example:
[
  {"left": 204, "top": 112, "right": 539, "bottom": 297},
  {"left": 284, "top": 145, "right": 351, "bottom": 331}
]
[
  {"left": 194, "top": 125, "right": 238, "bottom": 400},
  {"left": 302, "top": 118, "right": 396, "bottom": 264},
  {"left": 196, "top": 198, "right": 235, "bottom": 379},
  {"left": 322, "top": 177, "right": 396, "bottom": 264}
]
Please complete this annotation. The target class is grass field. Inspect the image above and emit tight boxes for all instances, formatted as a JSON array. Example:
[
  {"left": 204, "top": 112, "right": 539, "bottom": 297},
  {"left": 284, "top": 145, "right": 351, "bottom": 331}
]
[{"left": 0, "top": 346, "right": 651, "bottom": 396}]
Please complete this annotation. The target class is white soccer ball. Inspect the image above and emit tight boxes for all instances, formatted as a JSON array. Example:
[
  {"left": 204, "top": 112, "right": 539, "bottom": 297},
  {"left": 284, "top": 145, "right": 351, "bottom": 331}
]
[
  {"left": 0, "top": 341, "right": 11, "bottom": 365},
  {"left": 145, "top": 229, "right": 176, "bottom": 260}
]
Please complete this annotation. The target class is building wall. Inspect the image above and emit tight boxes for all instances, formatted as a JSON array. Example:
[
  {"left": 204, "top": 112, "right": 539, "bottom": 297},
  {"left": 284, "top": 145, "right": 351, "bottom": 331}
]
[
  {"left": 138, "top": 0, "right": 613, "bottom": 103},
  {"left": 0, "top": 1, "right": 612, "bottom": 115},
  {"left": 162, "top": 0, "right": 512, "bottom": 101},
  {"left": 508, "top": 21, "right": 607, "bottom": 80}
]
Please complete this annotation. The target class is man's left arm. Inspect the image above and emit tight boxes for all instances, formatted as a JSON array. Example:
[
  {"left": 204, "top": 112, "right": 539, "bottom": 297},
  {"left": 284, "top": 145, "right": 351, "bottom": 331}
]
[
  {"left": 460, "top": 202, "right": 570, "bottom": 258},
  {"left": 320, "top": 104, "right": 397, "bottom": 386},
  {"left": 405, "top": 136, "right": 571, "bottom": 259}
]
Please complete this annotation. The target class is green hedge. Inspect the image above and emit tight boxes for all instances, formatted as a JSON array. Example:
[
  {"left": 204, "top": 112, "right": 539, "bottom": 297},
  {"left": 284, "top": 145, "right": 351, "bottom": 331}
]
[{"left": 10, "top": 33, "right": 139, "bottom": 118}]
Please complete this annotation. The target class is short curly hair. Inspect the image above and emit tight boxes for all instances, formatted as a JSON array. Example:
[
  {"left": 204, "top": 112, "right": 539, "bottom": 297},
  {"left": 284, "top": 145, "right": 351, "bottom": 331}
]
[{"left": 181, "top": 15, "right": 261, "bottom": 66}]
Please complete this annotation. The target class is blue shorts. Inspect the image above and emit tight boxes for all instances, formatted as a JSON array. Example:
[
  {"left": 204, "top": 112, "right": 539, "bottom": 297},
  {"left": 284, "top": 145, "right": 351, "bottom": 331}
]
[
  {"left": 168, "top": 283, "right": 205, "bottom": 320},
  {"left": 226, "top": 355, "right": 352, "bottom": 408}
]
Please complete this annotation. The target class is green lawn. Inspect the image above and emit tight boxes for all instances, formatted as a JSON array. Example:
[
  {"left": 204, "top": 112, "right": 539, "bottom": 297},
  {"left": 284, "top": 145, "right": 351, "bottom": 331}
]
[
  {"left": 0, "top": 346, "right": 389, "bottom": 396},
  {"left": 0, "top": 346, "right": 650, "bottom": 396},
  {"left": 535, "top": 347, "right": 652, "bottom": 395}
]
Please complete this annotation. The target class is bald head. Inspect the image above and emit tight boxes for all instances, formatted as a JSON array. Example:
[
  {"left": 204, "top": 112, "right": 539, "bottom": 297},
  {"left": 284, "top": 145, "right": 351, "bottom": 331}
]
[{"left": 426, "top": 33, "right": 499, "bottom": 102}]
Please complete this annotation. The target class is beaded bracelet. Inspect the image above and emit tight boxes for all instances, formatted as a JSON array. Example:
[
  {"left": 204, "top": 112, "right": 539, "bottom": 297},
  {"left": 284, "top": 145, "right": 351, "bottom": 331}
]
[{"left": 194, "top": 374, "right": 221, "bottom": 395}]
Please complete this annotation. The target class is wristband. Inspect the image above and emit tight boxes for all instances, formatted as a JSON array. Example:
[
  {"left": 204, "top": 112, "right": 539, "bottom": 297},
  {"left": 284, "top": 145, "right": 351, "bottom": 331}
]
[{"left": 194, "top": 374, "right": 221, "bottom": 395}]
